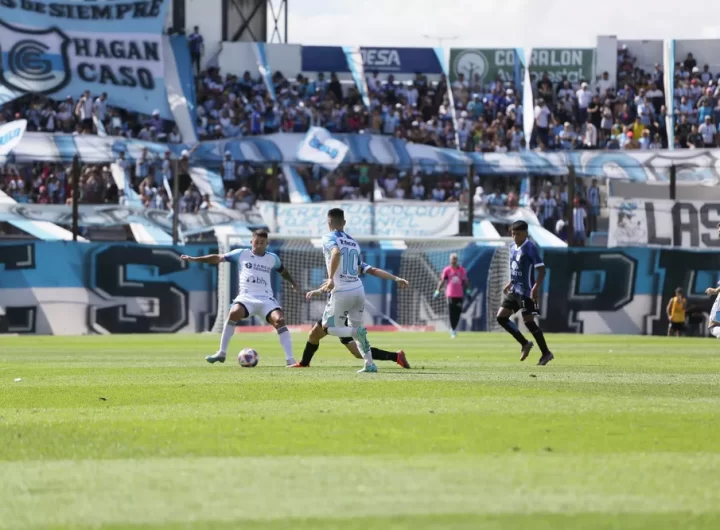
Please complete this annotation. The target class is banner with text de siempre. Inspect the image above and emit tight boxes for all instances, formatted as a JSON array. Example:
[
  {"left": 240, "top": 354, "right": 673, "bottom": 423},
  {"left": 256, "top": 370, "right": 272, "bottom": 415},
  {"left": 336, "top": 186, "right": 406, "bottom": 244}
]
[
  {"left": 0, "top": 0, "right": 171, "bottom": 117},
  {"left": 449, "top": 48, "right": 594, "bottom": 86}
]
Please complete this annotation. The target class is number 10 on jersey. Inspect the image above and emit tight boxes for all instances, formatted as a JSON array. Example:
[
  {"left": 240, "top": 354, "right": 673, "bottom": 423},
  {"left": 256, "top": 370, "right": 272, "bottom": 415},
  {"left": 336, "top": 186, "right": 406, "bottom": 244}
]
[{"left": 341, "top": 247, "right": 359, "bottom": 276}]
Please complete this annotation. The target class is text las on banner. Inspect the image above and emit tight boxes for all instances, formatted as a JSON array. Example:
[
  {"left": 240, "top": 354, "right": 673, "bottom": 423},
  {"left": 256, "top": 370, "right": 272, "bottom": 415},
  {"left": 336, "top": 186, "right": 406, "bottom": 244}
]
[
  {"left": 0, "top": 0, "right": 172, "bottom": 118},
  {"left": 608, "top": 197, "right": 720, "bottom": 249},
  {"left": 450, "top": 48, "right": 594, "bottom": 85}
]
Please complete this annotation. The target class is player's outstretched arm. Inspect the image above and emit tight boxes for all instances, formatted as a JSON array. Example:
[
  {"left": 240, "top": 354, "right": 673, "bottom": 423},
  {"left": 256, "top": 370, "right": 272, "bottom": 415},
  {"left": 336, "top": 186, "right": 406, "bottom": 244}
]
[
  {"left": 706, "top": 287, "right": 720, "bottom": 296},
  {"left": 180, "top": 254, "right": 224, "bottom": 265},
  {"left": 365, "top": 266, "right": 409, "bottom": 289}
]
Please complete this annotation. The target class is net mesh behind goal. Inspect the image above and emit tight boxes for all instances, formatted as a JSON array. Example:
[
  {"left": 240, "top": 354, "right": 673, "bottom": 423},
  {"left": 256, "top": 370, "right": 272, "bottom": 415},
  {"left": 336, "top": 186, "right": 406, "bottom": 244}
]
[{"left": 212, "top": 235, "right": 511, "bottom": 333}]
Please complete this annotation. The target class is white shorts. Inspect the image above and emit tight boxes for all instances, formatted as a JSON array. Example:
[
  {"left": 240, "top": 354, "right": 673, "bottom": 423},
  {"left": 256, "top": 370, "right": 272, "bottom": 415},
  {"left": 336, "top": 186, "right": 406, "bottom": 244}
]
[
  {"left": 322, "top": 287, "right": 365, "bottom": 328},
  {"left": 233, "top": 293, "right": 281, "bottom": 322}
]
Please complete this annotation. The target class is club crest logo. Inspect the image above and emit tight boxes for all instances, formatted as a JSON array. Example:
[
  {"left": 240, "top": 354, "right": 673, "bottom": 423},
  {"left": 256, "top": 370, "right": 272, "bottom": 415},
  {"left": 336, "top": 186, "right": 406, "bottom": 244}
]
[{"left": 0, "top": 20, "right": 71, "bottom": 95}]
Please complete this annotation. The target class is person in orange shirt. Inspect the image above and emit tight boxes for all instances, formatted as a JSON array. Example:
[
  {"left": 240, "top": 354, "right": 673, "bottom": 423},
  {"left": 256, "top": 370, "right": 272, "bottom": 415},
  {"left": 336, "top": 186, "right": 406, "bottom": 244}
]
[{"left": 667, "top": 287, "right": 687, "bottom": 336}]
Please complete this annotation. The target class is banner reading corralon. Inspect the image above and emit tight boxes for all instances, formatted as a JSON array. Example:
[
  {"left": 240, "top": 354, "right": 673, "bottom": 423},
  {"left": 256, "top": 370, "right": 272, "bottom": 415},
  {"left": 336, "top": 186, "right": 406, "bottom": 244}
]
[{"left": 450, "top": 48, "right": 594, "bottom": 85}]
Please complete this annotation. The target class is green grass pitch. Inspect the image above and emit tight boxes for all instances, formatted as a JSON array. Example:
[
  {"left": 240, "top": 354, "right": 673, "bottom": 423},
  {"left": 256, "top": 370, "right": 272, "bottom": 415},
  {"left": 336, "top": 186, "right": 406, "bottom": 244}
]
[{"left": 2, "top": 331, "right": 720, "bottom": 530}]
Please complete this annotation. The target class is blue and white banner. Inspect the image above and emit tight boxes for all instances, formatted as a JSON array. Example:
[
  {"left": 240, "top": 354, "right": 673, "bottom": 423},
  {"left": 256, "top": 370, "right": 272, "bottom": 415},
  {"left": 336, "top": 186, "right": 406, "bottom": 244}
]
[
  {"left": 8, "top": 131, "right": 720, "bottom": 185},
  {"left": 0, "top": 119, "right": 26, "bottom": 155},
  {"left": 253, "top": 42, "right": 277, "bottom": 103},
  {"left": 302, "top": 46, "right": 444, "bottom": 74},
  {"left": 519, "top": 46, "right": 534, "bottom": 148},
  {"left": 663, "top": 40, "right": 676, "bottom": 150},
  {"left": 296, "top": 127, "right": 349, "bottom": 171},
  {"left": 0, "top": 0, "right": 172, "bottom": 118},
  {"left": 343, "top": 46, "right": 371, "bottom": 108},
  {"left": 434, "top": 47, "right": 460, "bottom": 150},
  {"left": 258, "top": 200, "right": 460, "bottom": 237}
]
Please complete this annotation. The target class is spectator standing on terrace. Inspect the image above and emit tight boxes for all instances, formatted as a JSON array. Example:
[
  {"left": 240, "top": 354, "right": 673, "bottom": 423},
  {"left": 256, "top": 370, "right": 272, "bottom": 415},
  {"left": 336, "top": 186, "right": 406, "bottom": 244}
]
[
  {"left": 189, "top": 26, "right": 204, "bottom": 76},
  {"left": 572, "top": 198, "right": 587, "bottom": 247},
  {"left": 699, "top": 116, "right": 717, "bottom": 147},
  {"left": 534, "top": 99, "right": 552, "bottom": 149},
  {"left": 587, "top": 179, "right": 601, "bottom": 234},
  {"left": 75, "top": 90, "right": 94, "bottom": 133},
  {"left": 222, "top": 151, "right": 238, "bottom": 191}
]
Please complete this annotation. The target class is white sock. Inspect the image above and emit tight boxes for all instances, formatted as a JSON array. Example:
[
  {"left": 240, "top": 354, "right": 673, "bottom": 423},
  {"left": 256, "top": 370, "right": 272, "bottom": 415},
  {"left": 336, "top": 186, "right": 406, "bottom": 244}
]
[
  {"left": 277, "top": 326, "right": 294, "bottom": 362},
  {"left": 219, "top": 320, "right": 237, "bottom": 355}
]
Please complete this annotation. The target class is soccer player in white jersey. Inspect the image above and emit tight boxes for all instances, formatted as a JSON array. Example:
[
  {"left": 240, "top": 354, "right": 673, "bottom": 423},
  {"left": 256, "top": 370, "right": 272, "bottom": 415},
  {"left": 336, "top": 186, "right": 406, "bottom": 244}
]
[
  {"left": 180, "top": 229, "right": 300, "bottom": 365},
  {"left": 705, "top": 280, "right": 720, "bottom": 338},
  {"left": 303, "top": 208, "right": 383, "bottom": 373},
  {"left": 292, "top": 266, "right": 411, "bottom": 369}
]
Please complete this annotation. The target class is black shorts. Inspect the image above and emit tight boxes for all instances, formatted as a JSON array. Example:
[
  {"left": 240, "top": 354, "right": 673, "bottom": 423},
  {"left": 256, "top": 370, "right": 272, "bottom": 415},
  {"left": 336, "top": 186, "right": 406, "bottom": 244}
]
[
  {"left": 669, "top": 322, "right": 685, "bottom": 332},
  {"left": 501, "top": 292, "right": 538, "bottom": 316}
]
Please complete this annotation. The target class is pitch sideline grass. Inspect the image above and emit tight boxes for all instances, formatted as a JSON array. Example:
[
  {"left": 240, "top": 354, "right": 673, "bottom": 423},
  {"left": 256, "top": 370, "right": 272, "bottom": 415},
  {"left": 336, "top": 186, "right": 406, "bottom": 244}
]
[{"left": 1, "top": 332, "right": 719, "bottom": 530}]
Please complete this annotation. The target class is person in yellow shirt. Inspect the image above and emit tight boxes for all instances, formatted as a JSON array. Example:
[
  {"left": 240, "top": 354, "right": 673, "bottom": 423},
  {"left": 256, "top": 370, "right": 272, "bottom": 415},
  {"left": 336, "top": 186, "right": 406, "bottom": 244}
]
[
  {"left": 632, "top": 117, "right": 646, "bottom": 140},
  {"left": 667, "top": 287, "right": 687, "bottom": 336}
]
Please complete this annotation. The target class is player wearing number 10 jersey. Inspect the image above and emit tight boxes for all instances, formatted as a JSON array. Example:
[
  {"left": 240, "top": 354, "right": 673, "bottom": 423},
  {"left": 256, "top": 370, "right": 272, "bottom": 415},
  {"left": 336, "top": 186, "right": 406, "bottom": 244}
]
[{"left": 299, "top": 208, "right": 408, "bottom": 373}]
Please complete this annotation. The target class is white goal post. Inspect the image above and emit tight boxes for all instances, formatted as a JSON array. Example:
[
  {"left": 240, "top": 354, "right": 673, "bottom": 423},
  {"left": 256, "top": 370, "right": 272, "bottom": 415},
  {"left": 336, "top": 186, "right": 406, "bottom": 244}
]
[{"left": 211, "top": 234, "right": 512, "bottom": 333}]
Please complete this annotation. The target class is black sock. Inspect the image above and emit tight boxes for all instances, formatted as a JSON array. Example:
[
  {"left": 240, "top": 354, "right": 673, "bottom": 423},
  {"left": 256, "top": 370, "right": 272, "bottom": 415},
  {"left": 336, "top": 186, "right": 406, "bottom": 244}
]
[
  {"left": 370, "top": 347, "right": 398, "bottom": 362},
  {"left": 300, "top": 342, "right": 319, "bottom": 366},
  {"left": 449, "top": 300, "right": 462, "bottom": 330},
  {"left": 497, "top": 317, "right": 529, "bottom": 346},
  {"left": 530, "top": 330, "right": 551, "bottom": 356},
  {"left": 525, "top": 321, "right": 551, "bottom": 355}
]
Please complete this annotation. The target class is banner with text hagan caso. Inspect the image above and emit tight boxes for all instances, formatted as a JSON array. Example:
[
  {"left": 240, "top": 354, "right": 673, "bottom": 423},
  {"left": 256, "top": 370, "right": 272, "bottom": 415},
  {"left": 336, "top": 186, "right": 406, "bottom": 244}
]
[
  {"left": 608, "top": 197, "right": 720, "bottom": 249},
  {"left": 0, "top": 0, "right": 171, "bottom": 117},
  {"left": 258, "top": 201, "right": 460, "bottom": 237},
  {"left": 449, "top": 48, "right": 594, "bottom": 85}
]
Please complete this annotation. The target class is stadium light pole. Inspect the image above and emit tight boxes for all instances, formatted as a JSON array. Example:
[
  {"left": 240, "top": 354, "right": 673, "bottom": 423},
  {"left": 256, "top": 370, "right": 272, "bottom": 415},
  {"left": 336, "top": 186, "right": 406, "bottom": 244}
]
[{"left": 422, "top": 34, "right": 459, "bottom": 48}]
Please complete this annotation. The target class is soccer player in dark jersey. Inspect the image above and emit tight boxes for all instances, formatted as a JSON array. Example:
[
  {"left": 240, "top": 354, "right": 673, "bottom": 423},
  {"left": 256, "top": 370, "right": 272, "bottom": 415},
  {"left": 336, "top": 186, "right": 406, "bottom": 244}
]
[{"left": 496, "top": 220, "right": 554, "bottom": 366}]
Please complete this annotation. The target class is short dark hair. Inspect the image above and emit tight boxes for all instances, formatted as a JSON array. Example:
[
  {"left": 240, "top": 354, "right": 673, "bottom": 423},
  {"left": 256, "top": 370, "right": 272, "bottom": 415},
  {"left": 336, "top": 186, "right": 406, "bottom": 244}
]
[
  {"left": 511, "top": 220, "right": 528, "bottom": 231},
  {"left": 327, "top": 208, "right": 345, "bottom": 222},
  {"left": 252, "top": 229, "right": 269, "bottom": 239}
]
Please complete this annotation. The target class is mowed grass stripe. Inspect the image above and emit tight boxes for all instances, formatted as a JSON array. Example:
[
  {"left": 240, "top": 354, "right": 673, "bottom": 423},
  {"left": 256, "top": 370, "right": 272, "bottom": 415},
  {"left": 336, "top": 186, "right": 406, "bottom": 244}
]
[
  {"left": 2, "top": 454, "right": 720, "bottom": 529},
  {"left": 1, "top": 333, "right": 720, "bottom": 529}
]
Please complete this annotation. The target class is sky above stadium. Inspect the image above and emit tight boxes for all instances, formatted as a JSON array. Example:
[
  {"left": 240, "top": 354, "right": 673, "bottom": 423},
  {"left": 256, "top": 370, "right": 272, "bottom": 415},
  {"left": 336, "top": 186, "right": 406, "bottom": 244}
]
[{"left": 287, "top": 0, "right": 720, "bottom": 47}]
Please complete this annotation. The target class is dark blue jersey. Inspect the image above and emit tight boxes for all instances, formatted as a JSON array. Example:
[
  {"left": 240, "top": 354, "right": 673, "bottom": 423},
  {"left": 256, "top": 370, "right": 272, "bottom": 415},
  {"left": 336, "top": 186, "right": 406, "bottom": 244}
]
[{"left": 509, "top": 239, "right": 544, "bottom": 298}]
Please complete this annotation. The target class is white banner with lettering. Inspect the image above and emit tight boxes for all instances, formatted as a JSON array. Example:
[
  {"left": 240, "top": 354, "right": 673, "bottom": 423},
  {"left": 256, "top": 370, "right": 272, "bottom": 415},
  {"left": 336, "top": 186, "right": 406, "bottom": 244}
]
[
  {"left": 608, "top": 197, "right": 720, "bottom": 248},
  {"left": 258, "top": 201, "right": 460, "bottom": 237}
]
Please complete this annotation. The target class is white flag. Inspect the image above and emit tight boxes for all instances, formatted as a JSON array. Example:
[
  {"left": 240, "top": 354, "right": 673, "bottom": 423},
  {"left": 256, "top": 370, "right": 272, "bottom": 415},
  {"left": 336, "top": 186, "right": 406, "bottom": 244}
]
[
  {"left": 0, "top": 119, "right": 27, "bottom": 156},
  {"left": 297, "top": 127, "right": 349, "bottom": 171}
]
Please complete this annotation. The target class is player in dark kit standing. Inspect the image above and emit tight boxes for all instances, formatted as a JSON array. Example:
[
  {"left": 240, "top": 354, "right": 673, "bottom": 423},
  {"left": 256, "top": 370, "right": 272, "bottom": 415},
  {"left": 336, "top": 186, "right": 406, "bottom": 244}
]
[{"left": 496, "top": 220, "right": 554, "bottom": 366}]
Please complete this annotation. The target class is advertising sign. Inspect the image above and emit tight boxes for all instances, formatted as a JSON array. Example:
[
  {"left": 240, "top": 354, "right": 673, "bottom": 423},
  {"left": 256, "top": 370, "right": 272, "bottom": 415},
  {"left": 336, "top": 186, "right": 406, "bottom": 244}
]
[
  {"left": 302, "top": 46, "right": 443, "bottom": 74},
  {"left": 450, "top": 48, "right": 594, "bottom": 85},
  {"left": 0, "top": 0, "right": 172, "bottom": 117}
]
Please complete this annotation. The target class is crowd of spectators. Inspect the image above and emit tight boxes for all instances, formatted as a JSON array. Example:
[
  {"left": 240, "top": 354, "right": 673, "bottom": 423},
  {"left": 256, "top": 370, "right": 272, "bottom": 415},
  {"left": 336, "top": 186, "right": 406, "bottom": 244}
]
[{"left": 0, "top": 36, "right": 710, "bottom": 228}]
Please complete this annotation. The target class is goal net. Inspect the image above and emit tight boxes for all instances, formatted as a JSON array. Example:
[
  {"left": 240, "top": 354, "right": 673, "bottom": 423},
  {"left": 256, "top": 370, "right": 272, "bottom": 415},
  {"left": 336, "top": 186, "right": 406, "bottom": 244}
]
[{"left": 212, "top": 235, "right": 511, "bottom": 333}]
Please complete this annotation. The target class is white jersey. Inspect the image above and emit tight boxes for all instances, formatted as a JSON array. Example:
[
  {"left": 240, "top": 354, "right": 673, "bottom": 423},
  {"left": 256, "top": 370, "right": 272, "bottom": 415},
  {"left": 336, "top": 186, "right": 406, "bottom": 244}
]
[
  {"left": 322, "top": 230, "right": 366, "bottom": 293},
  {"left": 223, "top": 248, "right": 282, "bottom": 297}
]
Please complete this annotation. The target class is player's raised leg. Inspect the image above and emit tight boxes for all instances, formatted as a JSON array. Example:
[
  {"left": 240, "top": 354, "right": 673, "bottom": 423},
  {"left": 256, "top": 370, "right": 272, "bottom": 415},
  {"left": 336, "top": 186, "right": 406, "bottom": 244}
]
[
  {"left": 208, "top": 302, "right": 249, "bottom": 363},
  {"left": 266, "top": 308, "right": 296, "bottom": 366}
]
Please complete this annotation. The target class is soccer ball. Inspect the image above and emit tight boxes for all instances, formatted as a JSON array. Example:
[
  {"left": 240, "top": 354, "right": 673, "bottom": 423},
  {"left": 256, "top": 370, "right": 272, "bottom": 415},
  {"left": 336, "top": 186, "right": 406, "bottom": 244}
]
[{"left": 238, "top": 348, "right": 259, "bottom": 367}]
